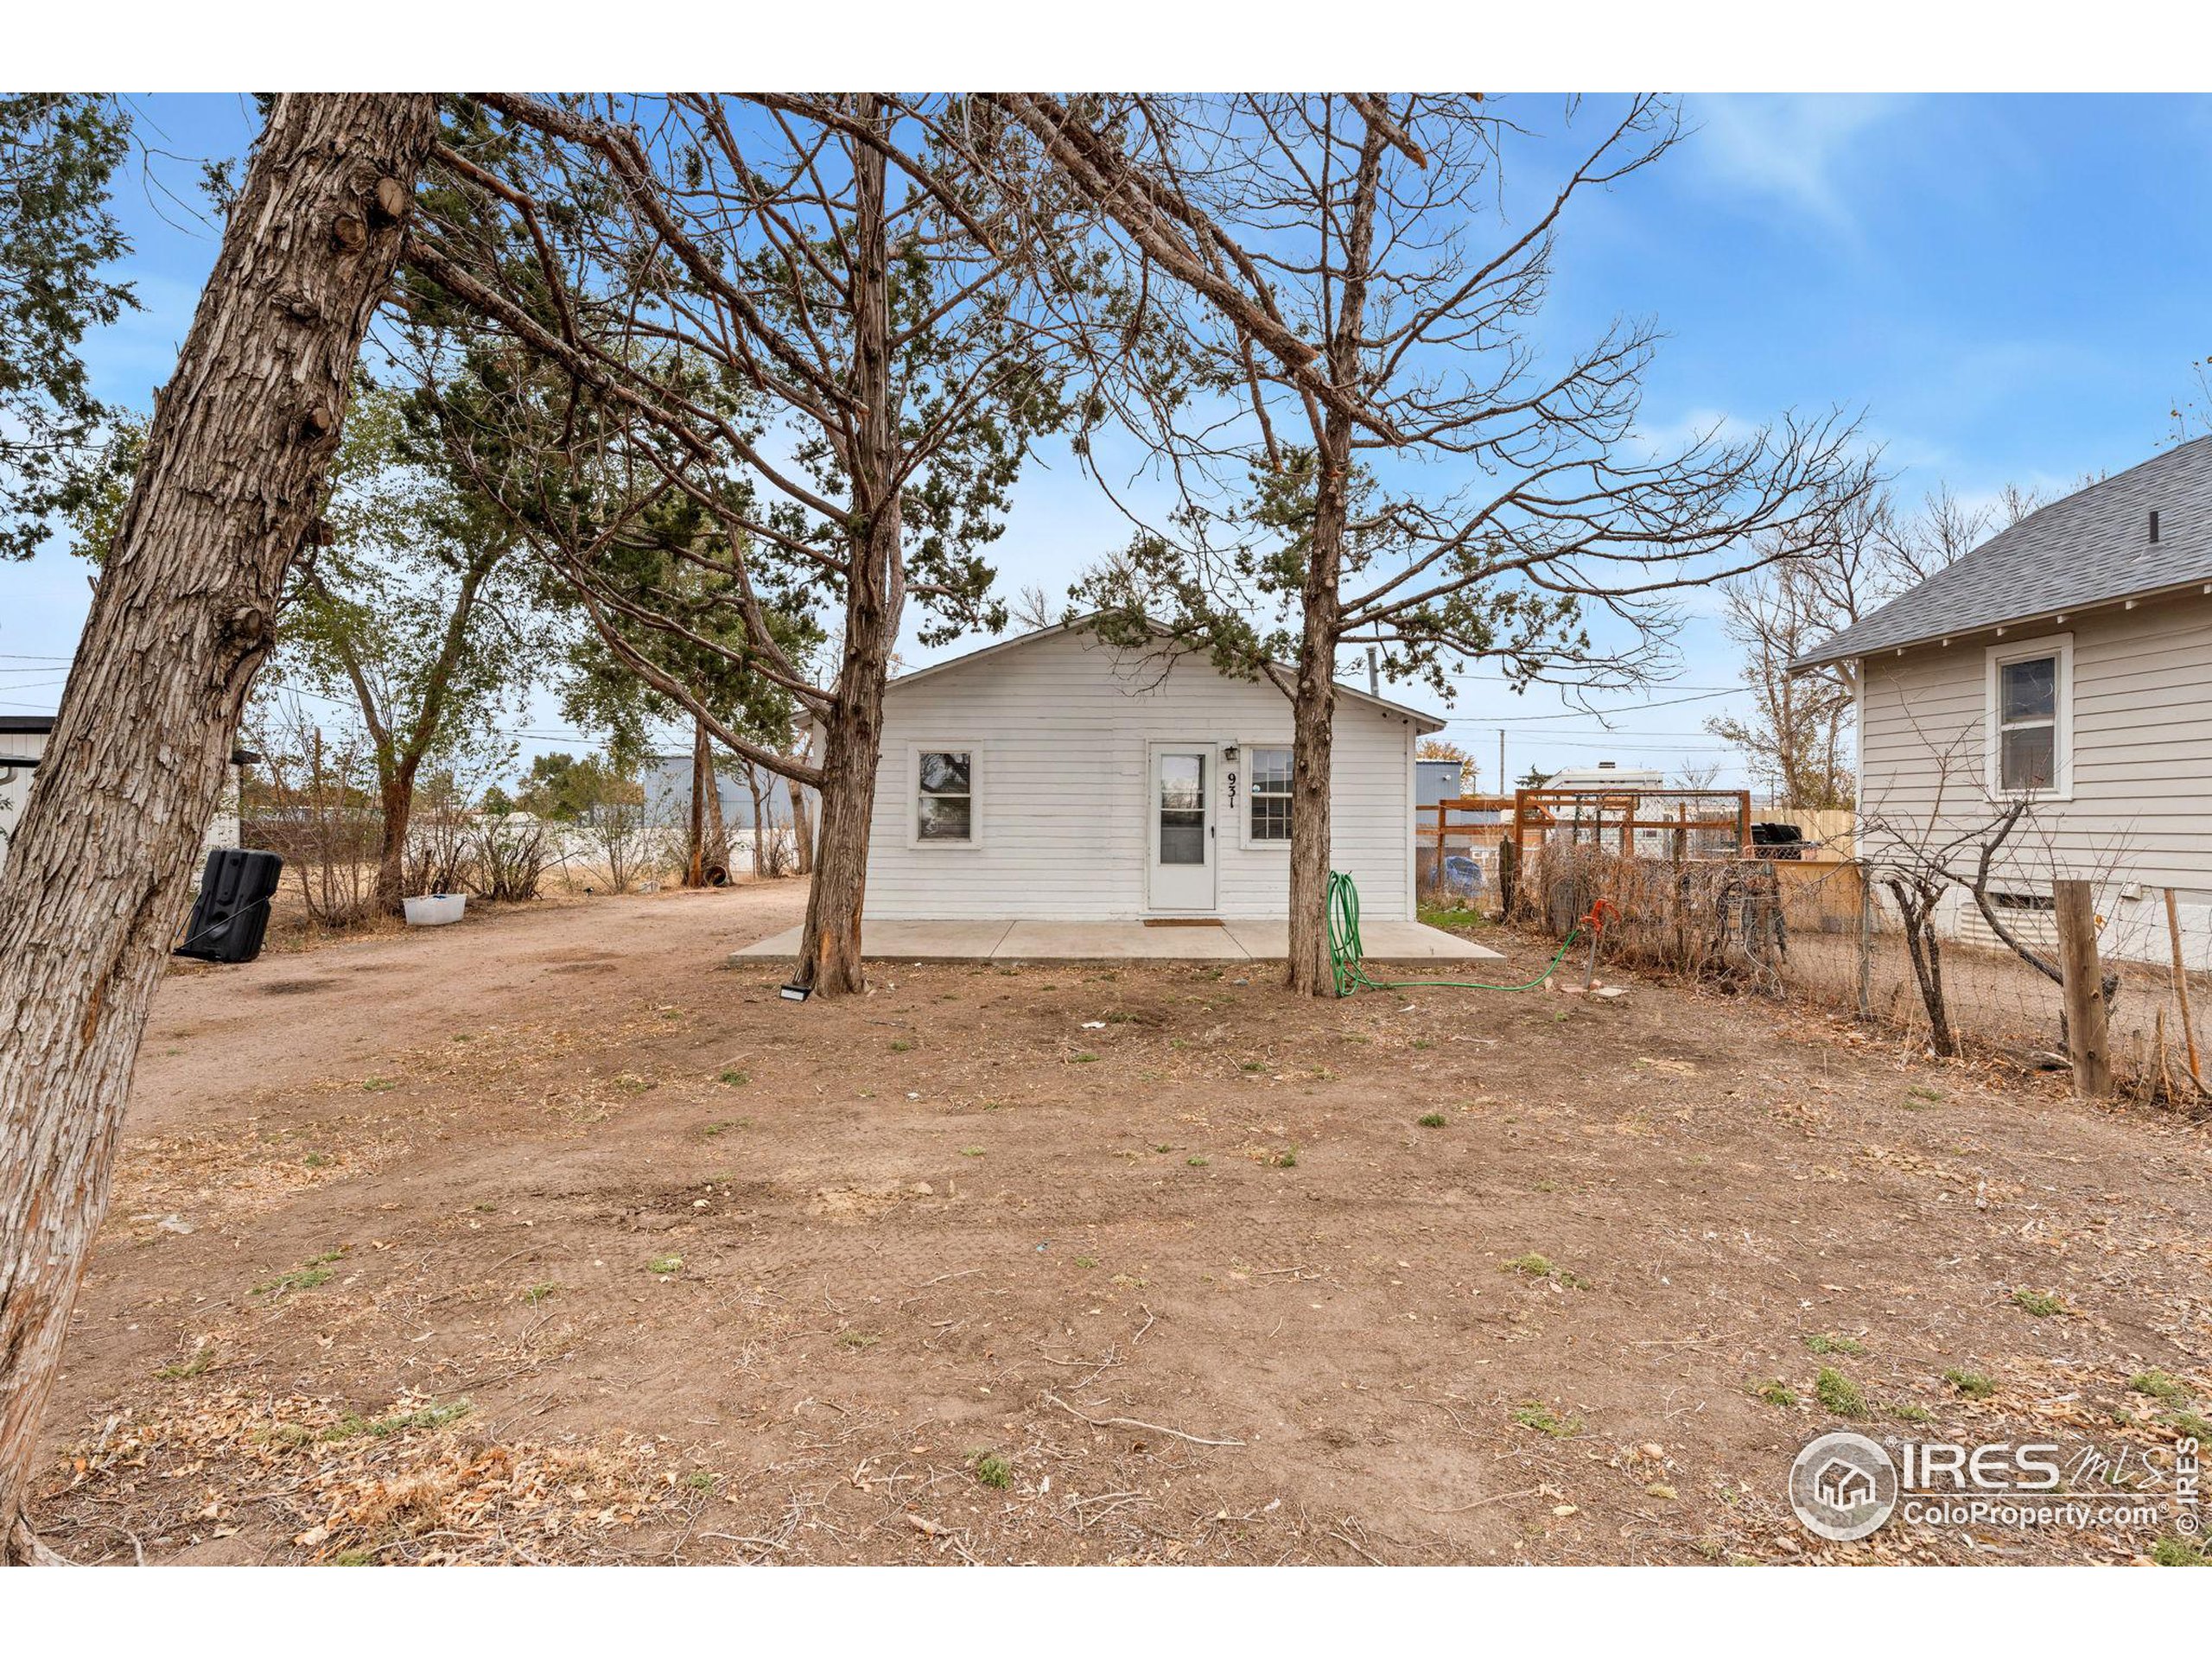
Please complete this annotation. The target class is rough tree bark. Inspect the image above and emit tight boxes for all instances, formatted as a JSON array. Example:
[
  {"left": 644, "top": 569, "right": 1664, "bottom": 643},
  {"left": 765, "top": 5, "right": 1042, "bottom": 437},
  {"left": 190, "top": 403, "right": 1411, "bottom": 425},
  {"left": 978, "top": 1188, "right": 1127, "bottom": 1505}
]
[
  {"left": 1284, "top": 525, "right": 1344, "bottom": 996},
  {"left": 0, "top": 93, "right": 438, "bottom": 1563},
  {"left": 793, "top": 101, "right": 898, "bottom": 996},
  {"left": 375, "top": 757, "right": 423, "bottom": 910}
]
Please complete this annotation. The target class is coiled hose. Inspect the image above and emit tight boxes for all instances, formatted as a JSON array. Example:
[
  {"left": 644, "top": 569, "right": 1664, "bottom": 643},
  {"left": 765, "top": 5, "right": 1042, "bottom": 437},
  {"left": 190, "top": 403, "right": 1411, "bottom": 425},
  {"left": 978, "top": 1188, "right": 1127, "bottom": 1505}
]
[{"left": 1325, "top": 868, "right": 1588, "bottom": 997}]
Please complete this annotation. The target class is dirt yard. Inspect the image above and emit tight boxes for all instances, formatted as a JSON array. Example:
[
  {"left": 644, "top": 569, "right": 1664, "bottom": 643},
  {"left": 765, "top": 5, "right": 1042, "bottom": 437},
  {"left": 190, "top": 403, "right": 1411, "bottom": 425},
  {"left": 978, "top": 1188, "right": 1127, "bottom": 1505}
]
[{"left": 29, "top": 880, "right": 2211, "bottom": 1565}]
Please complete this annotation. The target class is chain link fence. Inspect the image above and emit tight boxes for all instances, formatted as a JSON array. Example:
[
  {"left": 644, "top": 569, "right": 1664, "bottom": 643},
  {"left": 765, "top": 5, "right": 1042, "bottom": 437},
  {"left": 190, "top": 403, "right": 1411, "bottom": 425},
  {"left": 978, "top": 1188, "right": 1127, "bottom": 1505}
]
[{"left": 1497, "top": 840, "right": 2210, "bottom": 1113}]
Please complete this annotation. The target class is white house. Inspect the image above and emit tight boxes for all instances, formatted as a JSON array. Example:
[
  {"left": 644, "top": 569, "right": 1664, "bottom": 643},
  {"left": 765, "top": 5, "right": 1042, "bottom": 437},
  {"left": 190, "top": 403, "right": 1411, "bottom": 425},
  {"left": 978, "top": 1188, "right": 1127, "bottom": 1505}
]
[
  {"left": 1541, "top": 762, "right": 1666, "bottom": 790},
  {"left": 857, "top": 620, "right": 1441, "bottom": 922},
  {"left": 1796, "top": 436, "right": 2212, "bottom": 964},
  {"left": 1, "top": 714, "right": 253, "bottom": 876}
]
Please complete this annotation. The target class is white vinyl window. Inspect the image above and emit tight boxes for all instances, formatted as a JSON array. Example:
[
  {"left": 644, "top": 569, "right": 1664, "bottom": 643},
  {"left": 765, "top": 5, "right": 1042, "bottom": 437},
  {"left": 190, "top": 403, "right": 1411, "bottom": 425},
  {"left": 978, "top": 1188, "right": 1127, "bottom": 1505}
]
[
  {"left": 1247, "top": 746, "right": 1293, "bottom": 844},
  {"left": 1985, "top": 634, "right": 2072, "bottom": 799},
  {"left": 913, "top": 747, "right": 976, "bottom": 844}
]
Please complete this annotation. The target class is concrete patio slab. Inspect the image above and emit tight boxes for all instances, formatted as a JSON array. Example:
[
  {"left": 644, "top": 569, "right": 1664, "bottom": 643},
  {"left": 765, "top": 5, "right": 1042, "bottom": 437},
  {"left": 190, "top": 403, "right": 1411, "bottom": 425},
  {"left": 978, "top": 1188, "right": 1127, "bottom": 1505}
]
[
  {"left": 728, "top": 917, "right": 1501, "bottom": 963},
  {"left": 997, "top": 920, "right": 1249, "bottom": 960},
  {"left": 1222, "top": 919, "right": 1501, "bottom": 961},
  {"left": 729, "top": 918, "right": 1013, "bottom": 960},
  {"left": 1333, "top": 921, "right": 1504, "bottom": 963}
]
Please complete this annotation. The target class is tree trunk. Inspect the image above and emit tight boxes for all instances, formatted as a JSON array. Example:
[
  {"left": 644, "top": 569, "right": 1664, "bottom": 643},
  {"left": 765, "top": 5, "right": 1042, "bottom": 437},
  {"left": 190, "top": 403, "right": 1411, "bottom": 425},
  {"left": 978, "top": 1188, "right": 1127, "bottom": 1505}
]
[
  {"left": 798, "top": 616, "right": 892, "bottom": 994},
  {"left": 687, "top": 716, "right": 710, "bottom": 887},
  {"left": 788, "top": 769, "right": 815, "bottom": 875},
  {"left": 745, "top": 761, "right": 770, "bottom": 878},
  {"left": 0, "top": 93, "right": 437, "bottom": 1563},
  {"left": 1885, "top": 879, "right": 1956, "bottom": 1058},
  {"left": 701, "top": 746, "right": 728, "bottom": 885},
  {"left": 794, "top": 98, "right": 898, "bottom": 1000},
  {"left": 1284, "top": 598, "right": 1342, "bottom": 995},
  {"left": 372, "top": 761, "right": 419, "bottom": 913}
]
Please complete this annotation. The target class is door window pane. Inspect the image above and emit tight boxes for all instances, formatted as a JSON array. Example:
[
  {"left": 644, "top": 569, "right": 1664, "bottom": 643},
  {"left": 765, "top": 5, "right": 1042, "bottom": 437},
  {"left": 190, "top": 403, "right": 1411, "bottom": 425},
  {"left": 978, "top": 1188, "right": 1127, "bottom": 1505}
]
[{"left": 1160, "top": 753, "right": 1205, "bottom": 865}]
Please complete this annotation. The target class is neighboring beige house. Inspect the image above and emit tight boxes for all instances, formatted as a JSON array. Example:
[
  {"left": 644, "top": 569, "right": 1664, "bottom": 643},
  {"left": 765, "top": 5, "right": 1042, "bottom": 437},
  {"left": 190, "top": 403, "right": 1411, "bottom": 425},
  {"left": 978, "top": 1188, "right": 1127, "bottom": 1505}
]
[
  {"left": 856, "top": 619, "right": 1440, "bottom": 922},
  {"left": 1796, "top": 437, "right": 2212, "bottom": 965}
]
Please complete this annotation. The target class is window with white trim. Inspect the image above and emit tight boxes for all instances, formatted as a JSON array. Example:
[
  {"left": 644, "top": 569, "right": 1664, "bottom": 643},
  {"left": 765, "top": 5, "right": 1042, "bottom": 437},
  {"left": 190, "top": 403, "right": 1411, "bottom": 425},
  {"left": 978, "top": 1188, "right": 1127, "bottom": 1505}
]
[
  {"left": 1248, "top": 746, "right": 1293, "bottom": 843},
  {"left": 1986, "top": 635, "right": 2071, "bottom": 798},
  {"left": 916, "top": 749, "right": 973, "bottom": 842}
]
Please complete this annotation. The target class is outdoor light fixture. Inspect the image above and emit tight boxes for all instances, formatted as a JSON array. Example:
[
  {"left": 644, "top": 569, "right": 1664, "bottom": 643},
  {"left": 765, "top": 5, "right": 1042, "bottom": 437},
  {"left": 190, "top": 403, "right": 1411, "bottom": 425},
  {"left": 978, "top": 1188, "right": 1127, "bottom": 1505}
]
[
  {"left": 1223, "top": 744, "right": 1239, "bottom": 761},
  {"left": 780, "top": 982, "right": 811, "bottom": 1002}
]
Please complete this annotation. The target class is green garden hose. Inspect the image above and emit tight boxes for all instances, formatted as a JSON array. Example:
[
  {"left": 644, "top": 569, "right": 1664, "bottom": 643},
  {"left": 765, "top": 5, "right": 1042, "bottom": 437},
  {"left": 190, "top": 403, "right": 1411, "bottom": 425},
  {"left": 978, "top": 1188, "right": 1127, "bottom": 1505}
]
[{"left": 1325, "top": 868, "right": 1583, "bottom": 997}]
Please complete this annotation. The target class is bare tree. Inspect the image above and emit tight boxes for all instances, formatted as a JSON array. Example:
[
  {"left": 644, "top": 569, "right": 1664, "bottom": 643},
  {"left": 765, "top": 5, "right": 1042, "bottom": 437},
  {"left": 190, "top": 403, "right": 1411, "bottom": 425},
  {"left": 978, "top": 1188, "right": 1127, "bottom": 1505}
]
[
  {"left": 1708, "top": 482, "right": 2045, "bottom": 810},
  {"left": 0, "top": 94, "right": 438, "bottom": 1563},
  {"left": 1856, "top": 699, "right": 2121, "bottom": 1058},
  {"left": 1706, "top": 558, "right": 1859, "bottom": 810},
  {"left": 991, "top": 93, "right": 1867, "bottom": 993},
  {"left": 407, "top": 94, "right": 1080, "bottom": 995}
]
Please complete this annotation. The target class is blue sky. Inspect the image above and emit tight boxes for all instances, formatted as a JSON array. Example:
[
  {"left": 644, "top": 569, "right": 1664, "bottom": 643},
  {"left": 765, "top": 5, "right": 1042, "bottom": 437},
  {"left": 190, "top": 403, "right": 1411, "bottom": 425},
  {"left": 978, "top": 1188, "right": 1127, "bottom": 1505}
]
[{"left": 5, "top": 92, "right": 2209, "bottom": 787}]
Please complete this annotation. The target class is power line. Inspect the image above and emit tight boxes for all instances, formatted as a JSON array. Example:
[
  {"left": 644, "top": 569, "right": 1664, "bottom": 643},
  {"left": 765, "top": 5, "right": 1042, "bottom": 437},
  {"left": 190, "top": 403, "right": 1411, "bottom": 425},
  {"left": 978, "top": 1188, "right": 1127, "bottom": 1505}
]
[{"left": 1439, "top": 685, "right": 1746, "bottom": 725}]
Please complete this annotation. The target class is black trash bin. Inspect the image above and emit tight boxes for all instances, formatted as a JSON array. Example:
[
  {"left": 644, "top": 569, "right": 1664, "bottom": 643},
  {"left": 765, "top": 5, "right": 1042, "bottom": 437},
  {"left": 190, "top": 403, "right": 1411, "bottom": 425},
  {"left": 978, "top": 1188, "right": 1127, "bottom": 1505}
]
[{"left": 174, "top": 848, "right": 284, "bottom": 963}]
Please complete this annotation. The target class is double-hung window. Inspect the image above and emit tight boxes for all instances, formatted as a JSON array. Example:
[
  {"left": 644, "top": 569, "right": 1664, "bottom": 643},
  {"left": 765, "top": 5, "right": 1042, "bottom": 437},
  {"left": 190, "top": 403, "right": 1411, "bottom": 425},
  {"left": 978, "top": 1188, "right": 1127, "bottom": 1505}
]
[
  {"left": 1986, "top": 635, "right": 2072, "bottom": 798},
  {"left": 916, "top": 748, "right": 975, "bottom": 842},
  {"left": 1248, "top": 746, "right": 1293, "bottom": 843}
]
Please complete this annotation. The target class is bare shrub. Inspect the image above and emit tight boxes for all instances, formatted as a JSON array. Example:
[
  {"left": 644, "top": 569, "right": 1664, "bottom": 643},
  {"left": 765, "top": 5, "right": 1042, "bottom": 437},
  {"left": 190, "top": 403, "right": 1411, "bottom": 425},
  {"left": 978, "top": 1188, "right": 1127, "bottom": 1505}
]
[
  {"left": 471, "top": 814, "right": 553, "bottom": 903},
  {"left": 580, "top": 794, "right": 654, "bottom": 893},
  {"left": 1507, "top": 842, "right": 1797, "bottom": 988},
  {"left": 402, "top": 775, "right": 475, "bottom": 897},
  {"left": 240, "top": 703, "right": 382, "bottom": 930}
]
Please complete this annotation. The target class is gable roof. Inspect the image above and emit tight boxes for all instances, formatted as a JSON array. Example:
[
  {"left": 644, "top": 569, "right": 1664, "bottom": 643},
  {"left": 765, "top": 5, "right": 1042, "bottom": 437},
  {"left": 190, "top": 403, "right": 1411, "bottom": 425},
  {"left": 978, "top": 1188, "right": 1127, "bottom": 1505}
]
[
  {"left": 882, "top": 615, "right": 1447, "bottom": 734},
  {"left": 1795, "top": 436, "right": 2212, "bottom": 668}
]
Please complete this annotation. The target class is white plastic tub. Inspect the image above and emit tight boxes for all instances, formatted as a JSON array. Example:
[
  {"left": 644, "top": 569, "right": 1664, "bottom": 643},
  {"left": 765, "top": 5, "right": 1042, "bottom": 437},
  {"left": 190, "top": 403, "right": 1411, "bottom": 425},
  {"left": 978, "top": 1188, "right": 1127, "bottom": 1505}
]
[{"left": 403, "top": 893, "right": 467, "bottom": 927}]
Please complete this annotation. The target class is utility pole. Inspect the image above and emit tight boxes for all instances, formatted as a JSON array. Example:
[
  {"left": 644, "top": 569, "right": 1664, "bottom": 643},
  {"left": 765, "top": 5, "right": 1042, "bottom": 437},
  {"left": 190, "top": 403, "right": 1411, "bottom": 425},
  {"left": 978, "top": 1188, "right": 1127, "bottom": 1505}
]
[{"left": 1497, "top": 728, "right": 1506, "bottom": 798}]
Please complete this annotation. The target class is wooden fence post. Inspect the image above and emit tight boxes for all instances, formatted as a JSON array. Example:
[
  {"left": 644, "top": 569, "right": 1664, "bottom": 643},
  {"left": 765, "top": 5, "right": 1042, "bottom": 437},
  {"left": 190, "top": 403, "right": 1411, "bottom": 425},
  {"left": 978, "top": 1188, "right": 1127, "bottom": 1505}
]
[{"left": 2053, "top": 878, "right": 2113, "bottom": 1098}]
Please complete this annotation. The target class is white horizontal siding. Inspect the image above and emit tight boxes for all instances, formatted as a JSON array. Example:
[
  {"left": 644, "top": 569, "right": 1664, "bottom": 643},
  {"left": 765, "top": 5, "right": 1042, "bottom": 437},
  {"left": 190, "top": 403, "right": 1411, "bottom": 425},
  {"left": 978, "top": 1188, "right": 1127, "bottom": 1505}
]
[
  {"left": 1, "top": 732, "right": 241, "bottom": 878},
  {"left": 862, "top": 628, "right": 1418, "bottom": 922},
  {"left": 0, "top": 728, "right": 48, "bottom": 867},
  {"left": 1857, "top": 588, "right": 2212, "bottom": 960}
]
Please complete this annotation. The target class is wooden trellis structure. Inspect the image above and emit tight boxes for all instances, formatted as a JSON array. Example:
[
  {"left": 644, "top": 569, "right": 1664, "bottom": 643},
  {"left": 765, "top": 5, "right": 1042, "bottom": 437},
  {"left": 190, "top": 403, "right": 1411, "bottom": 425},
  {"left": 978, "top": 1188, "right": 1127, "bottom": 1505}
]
[
  {"left": 1419, "top": 786, "right": 1760, "bottom": 903},
  {"left": 1505, "top": 786, "right": 1751, "bottom": 860}
]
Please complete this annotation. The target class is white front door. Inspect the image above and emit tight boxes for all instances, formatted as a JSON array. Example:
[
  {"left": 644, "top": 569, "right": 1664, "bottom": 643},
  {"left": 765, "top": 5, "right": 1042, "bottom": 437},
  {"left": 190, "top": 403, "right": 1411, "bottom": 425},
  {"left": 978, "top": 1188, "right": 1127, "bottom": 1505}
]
[{"left": 1147, "top": 744, "right": 1217, "bottom": 912}]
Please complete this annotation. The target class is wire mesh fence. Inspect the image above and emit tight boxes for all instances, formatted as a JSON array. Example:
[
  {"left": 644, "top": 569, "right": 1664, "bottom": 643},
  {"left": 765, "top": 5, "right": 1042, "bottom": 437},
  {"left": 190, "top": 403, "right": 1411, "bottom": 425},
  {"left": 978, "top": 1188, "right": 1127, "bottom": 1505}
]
[{"left": 1494, "top": 840, "right": 2211, "bottom": 1113}]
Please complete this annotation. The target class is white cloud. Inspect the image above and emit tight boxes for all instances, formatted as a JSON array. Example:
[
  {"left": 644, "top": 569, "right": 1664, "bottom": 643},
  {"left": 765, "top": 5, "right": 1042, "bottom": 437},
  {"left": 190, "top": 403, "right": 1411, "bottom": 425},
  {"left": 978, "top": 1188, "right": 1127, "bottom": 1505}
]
[{"left": 1687, "top": 94, "right": 1911, "bottom": 234}]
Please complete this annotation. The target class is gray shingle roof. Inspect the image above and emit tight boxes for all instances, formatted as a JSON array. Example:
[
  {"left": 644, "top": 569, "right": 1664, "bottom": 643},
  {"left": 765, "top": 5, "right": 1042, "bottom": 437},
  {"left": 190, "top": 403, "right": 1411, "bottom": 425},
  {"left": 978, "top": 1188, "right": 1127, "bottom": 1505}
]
[{"left": 1794, "top": 435, "right": 2212, "bottom": 667}]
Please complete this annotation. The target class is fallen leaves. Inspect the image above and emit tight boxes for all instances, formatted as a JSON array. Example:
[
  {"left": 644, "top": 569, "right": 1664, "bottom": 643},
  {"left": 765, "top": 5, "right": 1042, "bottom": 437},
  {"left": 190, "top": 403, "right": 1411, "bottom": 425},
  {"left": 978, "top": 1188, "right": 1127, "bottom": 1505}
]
[{"left": 55, "top": 1385, "right": 677, "bottom": 1565}]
